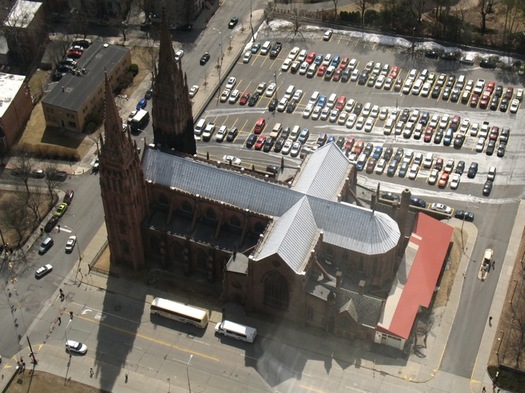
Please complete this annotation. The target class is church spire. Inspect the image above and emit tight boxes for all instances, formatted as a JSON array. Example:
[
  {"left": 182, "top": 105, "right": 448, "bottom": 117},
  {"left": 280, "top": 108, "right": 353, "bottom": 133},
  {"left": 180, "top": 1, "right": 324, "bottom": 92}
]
[{"left": 152, "top": 9, "right": 196, "bottom": 154}]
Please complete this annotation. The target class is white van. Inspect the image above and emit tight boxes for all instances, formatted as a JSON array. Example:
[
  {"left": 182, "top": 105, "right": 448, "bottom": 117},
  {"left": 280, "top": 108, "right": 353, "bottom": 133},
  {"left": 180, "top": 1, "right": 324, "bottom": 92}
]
[
  {"left": 284, "top": 84, "right": 295, "bottom": 100},
  {"left": 215, "top": 320, "right": 257, "bottom": 343},
  {"left": 327, "top": 93, "right": 337, "bottom": 108},
  {"left": 411, "top": 79, "right": 423, "bottom": 95},
  {"left": 488, "top": 166, "right": 496, "bottom": 181},
  {"left": 261, "top": 41, "right": 271, "bottom": 55},
  {"left": 194, "top": 118, "right": 206, "bottom": 136},
  {"left": 290, "top": 125, "right": 301, "bottom": 141}
]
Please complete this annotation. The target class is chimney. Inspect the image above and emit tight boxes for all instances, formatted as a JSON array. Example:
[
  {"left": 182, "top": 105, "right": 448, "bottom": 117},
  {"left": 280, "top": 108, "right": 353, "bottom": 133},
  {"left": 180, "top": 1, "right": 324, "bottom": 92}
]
[
  {"left": 358, "top": 280, "right": 366, "bottom": 295},
  {"left": 336, "top": 271, "right": 343, "bottom": 288}
]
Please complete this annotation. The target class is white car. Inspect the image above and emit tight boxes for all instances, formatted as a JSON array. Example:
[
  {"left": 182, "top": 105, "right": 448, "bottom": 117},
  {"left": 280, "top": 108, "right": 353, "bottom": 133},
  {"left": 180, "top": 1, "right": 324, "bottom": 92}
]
[
  {"left": 362, "top": 102, "right": 372, "bottom": 116},
  {"left": 311, "top": 106, "right": 322, "bottom": 120},
  {"left": 428, "top": 169, "right": 439, "bottom": 185},
  {"left": 127, "top": 109, "right": 137, "bottom": 123},
  {"left": 323, "top": 29, "right": 333, "bottom": 41},
  {"left": 355, "top": 116, "right": 366, "bottom": 130},
  {"left": 302, "top": 103, "right": 314, "bottom": 118},
  {"left": 429, "top": 202, "right": 453, "bottom": 214},
  {"left": 374, "top": 75, "right": 385, "bottom": 89},
  {"left": 297, "top": 49, "right": 307, "bottom": 62},
  {"left": 228, "top": 89, "right": 240, "bottom": 103},
  {"left": 299, "top": 61, "right": 309, "bottom": 75},
  {"left": 439, "top": 114, "right": 450, "bottom": 129},
  {"left": 287, "top": 46, "right": 300, "bottom": 60},
  {"left": 344, "top": 99, "right": 355, "bottom": 112},
  {"left": 256, "top": 82, "right": 267, "bottom": 94},
  {"left": 242, "top": 51, "right": 252, "bottom": 63},
  {"left": 292, "top": 89, "right": 304, "bottom": 101},
  {"left": 421, "top": 82, "right": 432, "bottom": 97},
  {"left": 510, "top": 99, "right": 520, "bottom": 114},
  {"left": 174, "top": 49, "right": 184, "bottom": 61},
  {"left": 35, "top": 263, "right": 53, "bottom": 278},
  {"left": 322, "top": 53, "right": 332, "bottom": 66},
  {"left": 375, "top": 159, "right": 386, "bottom": 174},
  {"left": 189, "top": 85, "right": 199, "bottom": 98},
  {"left": 408, "top": 164, "right": 419, "bottom": 180},
  {"left": 66, "top": 340, "right": 88, "bottom": 355},
  {"left": 290, "top": 141, "right": 302, "bottom": 157},
  {"left": 309, "top": 91, "right": 320, "bottom": 105},
  {"left": 450, "top": 174, "right": 460, "bottom": 190},
  {"left": 329, "top": 109, "right": 340, "bottom": 123},
  {"left": 346, "top": 113, "right": 357, "bottom": 128},
  {"left": 265, "top": 83, "right": 276, "bottom": 97},
  {"left": 379, "top": 107, "right": 389, "bottom": 120},
  {"left": 470, "top": 122, "right": 479, "bottom": 136},
  {"left": 215, "top": 125, "right": 228, "bottom": 142},
  {"left": 350, "top": 69, "right": 360, "bottom": 81},
  {"left": 476, "top": 137, "right": 485, "bottom": 152},
  {"left": 65, "top": 235, "right": 77, "bottom": 253},
  {"left": 338, "top": 111, "right": 349, "bottom": 125},
  {"left": 370, "top": 105, "right": 380, "bottom": 118},
  {"left": 429, "top": 114, "right": 440, "bottom": 128},
  {"left": 225, "top": 77, "right": 237, "bottom": 90},
  {"left": 282, "top": 139, "right": 294, "bottom": 155},
  {"left": 320, "top": 107, "right": 331, "bottom": 121},
  {"left": 277, "top": 97, "right": 289, "bottom": 112},
  {"left": 281, "top": 58, "right": 293, "bottom": 71},
  {"left": 219, "top": 89, "right": 231, "bottom": 102},
  {"left": 459, "top": 119, "right": 470, "bottom": 134},
  {"left": 364, "top": 117, "right": 375, "bottom": 132},
  {"left": 223, "top": 155, "right": 242, "bottom": 166}
]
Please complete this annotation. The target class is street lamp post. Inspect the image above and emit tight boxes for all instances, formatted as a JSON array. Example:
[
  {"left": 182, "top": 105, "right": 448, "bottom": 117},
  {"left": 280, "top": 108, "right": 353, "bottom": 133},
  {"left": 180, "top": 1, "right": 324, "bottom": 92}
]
[{"left": 74, "top": 237, "right": 83, "bottom": 284}]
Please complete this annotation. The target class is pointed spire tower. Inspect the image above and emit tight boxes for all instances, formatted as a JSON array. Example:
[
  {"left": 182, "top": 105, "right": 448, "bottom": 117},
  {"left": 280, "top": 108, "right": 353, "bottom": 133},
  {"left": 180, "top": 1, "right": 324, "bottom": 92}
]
[
  {"left": 152, "top": 10, "right": 196, "bottom": 154},
  {"left": 99, "top": 74, "right": 149, "bottom": 271}
]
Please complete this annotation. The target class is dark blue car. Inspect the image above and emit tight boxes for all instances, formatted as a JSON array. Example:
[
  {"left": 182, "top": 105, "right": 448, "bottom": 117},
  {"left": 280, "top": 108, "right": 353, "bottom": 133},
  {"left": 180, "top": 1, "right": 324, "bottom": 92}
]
[{"left": 136, "top": 98, "right": 147, "bottom": 110}]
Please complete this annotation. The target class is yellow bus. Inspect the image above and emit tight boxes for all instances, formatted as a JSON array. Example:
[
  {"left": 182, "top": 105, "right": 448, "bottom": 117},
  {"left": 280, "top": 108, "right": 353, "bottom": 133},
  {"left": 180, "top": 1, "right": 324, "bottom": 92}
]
[{"left": 150, "top": 298, "right": 208, "bottom": 328}]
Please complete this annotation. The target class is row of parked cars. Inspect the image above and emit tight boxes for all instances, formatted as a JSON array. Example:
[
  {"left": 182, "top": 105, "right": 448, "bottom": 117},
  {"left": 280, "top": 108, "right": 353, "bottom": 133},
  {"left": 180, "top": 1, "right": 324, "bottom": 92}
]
[
  {"left": 273, "top": 43, "right": 523, "bottom": 114},
  {"left": 52, "top": 39, "right": 91, "bottom": 81}
]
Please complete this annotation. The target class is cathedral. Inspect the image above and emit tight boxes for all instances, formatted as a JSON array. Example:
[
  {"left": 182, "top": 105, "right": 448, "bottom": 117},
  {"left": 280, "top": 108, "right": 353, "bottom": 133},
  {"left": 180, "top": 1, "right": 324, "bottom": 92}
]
[{"left": 98, "top": 16, "right": 453, "bottom": 348}]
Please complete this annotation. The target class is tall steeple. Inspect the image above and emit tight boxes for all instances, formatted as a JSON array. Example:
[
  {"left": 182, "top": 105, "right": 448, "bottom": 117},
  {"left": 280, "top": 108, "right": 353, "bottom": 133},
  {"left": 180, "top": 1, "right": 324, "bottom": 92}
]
[
  {"left": 99, "top": 74, "right": 149, "bottom": 271},
  {"left": 152, "top": 10, "right": 196, "bottom": 154}
]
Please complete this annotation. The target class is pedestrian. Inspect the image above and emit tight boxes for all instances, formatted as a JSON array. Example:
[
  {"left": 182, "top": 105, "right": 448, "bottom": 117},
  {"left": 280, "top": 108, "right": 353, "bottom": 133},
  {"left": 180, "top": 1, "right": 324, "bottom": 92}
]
[
  {"left": 58, "top": 316, "right": 61, "bottom": 325},
  {"left": 489, "top": 316, "right": 493, "bottom": 326},
  {"left": 69, "top": 311, "right": 74, "bottom": 320},
  {"left": 482, "top": 387, "right": 486, "bottom": 392},
  {"left": 492, "top": 261, "right": 495, "bottom": 270},
  {"left": 59, "top": 288, "right": 63, "bottom": 295},
  {"left": 125, "top": 373, "right": 128, "bottom": 383},
  {"left": 90, "top": 367, "right": 94, "bottom": 378},
  {"left": 21, "top": 361, "right": 25, "bottom": 371}
]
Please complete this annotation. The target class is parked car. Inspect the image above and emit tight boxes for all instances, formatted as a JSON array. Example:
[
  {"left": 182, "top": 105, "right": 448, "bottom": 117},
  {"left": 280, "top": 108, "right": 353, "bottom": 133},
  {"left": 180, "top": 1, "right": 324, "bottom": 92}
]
[
  {"left": 429, "top": 203, "right": 453, "bottom": 215},
  {"left": 38, "top": 237, "right": 54, "bottom": 255},
  {"left": 455, "top": 210, "right": 475, "bottom": 222},
  {"left": 35, "top": 264, "right": 53, "bottom": 279},
  {"left": 55, "top": 203, "right": 68, "bottom": 217},
  {"left": 65, "top": 235, "right": 77, "bottom": 253}
]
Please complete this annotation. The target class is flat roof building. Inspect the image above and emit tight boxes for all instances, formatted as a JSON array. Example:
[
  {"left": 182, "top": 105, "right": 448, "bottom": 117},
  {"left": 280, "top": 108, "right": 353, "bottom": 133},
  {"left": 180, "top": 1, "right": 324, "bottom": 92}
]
[
  {"left": 42, "top": 41, "right": 131, "bottom": 132},
  {"left": 0, "top": 72, "right": 32, "bottom": 151}
]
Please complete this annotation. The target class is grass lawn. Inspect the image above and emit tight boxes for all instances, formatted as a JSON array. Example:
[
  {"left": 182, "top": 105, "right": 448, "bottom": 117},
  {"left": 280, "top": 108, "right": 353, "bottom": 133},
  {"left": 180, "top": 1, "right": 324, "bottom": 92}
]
[{"left": 6, "top": 371, "right": 109, "bottom": 393}]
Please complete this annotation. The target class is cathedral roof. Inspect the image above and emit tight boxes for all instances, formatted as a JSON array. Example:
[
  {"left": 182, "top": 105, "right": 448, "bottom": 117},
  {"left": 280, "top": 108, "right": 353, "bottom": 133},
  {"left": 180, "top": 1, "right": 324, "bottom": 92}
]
[{"left": 142, "top": 146, "right": 400, "bottom": 272}]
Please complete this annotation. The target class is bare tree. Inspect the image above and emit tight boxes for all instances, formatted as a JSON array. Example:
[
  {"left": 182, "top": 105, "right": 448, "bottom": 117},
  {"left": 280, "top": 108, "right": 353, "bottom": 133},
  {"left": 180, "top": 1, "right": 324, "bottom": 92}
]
[
  {"left": 44, "top": 164, "right": 62, "bottom": 203},
  {"left": 137, "top": 41, "right": 159, "bottom": 85},
  {"left": 25, "top": 190, "right": 46, "bottom": 222},
  {"left": 0, "top": 197, "right": 30, "bottom": 247},
  {"left": 332, "top": 0, "right": 340, "bottom": 20},
  {"left": 11, "top": 151, "right": 34, "bottom": 200},
  {"left": 357, "top": 0, "right": 370, "bottom": 28},
  {"left": 508, "top": 285, "right": 525, "bottom": 367},
  {"left": 479, "top": 0, "right": 495, "bottom": 35},
  {"left": 500, "top": 0, "right": 525, "bottom": 45}
]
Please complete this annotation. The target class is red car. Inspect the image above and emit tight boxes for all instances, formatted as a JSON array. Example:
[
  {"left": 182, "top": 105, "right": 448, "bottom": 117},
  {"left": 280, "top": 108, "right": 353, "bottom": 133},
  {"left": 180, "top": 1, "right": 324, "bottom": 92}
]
[
  {"left": 479, "top": 93, "right": 490, "bottom": 109},
  {"left": 438, "top": 172, "right": 449, "bottom": 188},
  {"left": 486, "top": 81, "right": 495, "bottom": 93},
  {"left": 423, "top": 127, "right": 434, "bottom": 143},
  {"left": 305, "top": 51, "right": 316, "bottom": 64},
  {"left": 332, "top": 68, "right": 343, "bottom": 82},
  {"left": 353, "top": 140, "right": 365, "bottom": 154},
  {"left": 344, "top": 137, "right": 355, "bottom": 151},
  {"left": 317, "top": 65, "right": 327, "bottom": 77},
  {"left": 340, "top": 57, "right": 350, "bottom": 69},
  {"left": 489, "top": 126, "right": 499, "bottom": 141},
  {"left": 239, "top": 91, "right": 250, "bottom": 105},
  {"left": 254, "top": 135, "right": 266, "bottom": 150},
  {"left": 66, "top": 50, "right": 83, "bottom": 59},
  {"left": 389, "top": 65, "right": 399, "bottom": 78}
]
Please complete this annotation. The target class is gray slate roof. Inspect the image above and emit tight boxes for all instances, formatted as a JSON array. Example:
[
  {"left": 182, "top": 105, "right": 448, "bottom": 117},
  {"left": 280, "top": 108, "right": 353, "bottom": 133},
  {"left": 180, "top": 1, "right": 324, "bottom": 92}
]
[
  {"left": 142, "top": 144, "right": 400, "bottom": 273},
  {"left": 337, "top": 289, "right": 384, "bottom": 328},
  {"left": 42, "top": 42, "right": 129, "bottom": 112}
]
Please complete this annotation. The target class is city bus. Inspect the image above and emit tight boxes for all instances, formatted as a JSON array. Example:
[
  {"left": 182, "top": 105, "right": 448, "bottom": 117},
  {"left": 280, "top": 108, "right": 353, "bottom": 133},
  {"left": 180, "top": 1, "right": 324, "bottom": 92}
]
[
  {"left": 129, "top": 109, "right": 149, "bottom": 132},
  {"left": 215, "top": 320, "right": 257, "bottom": 343},
  {"left": 150, "top": 297, "right": 209, "bottom": 328}
]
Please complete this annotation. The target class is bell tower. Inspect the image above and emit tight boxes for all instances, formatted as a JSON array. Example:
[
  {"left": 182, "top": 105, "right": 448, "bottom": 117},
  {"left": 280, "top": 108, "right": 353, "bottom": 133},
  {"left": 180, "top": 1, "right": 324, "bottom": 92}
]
[
  {"left": 99, "top": 74, "right": 149, "bottom": 271},
  {"left": 152, "top": 11, "right": 196, "bottom": 154}
]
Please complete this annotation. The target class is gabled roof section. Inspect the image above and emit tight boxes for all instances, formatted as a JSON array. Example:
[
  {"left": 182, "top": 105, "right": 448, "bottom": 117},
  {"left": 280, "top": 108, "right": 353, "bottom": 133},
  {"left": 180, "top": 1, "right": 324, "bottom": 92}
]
[
  {"left": 255, "top": 197, "right": 318, "bottom": 273},
  {"left": 337, "top": 289, "right": 384, "bottom": 327},
  {"left": 293, "top": 143, "right": 351, "bottom": 200},
  {"left": 377, "top": 213, "right": 454, "bottom": 339}
]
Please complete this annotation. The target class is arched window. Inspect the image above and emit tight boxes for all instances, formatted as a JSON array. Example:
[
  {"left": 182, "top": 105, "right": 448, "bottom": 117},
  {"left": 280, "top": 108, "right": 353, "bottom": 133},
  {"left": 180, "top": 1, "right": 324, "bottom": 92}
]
[
  {"left": 230, "top": 214, "right": 241, "bottom": 228},
  {"left": 264, "top": 270, "right": 289, "bottom": 310},
  {"left": 205, "top": 207, "right": 217, "bottom": 222},
  {"left": 159, "top": 193, "right": 169, "bottom": 207}
]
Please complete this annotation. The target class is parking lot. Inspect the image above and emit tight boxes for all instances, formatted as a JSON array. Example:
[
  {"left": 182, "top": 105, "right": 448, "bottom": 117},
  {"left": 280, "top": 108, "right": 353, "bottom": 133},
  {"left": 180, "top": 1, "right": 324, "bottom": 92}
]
[{"left": 195, "top": 26, "right": 523, "bottom": 203}]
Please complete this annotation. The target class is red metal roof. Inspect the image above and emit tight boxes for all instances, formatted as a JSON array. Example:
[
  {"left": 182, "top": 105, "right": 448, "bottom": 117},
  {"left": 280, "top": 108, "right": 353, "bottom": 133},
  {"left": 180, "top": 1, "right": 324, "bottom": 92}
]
[{"left": 379, "top": 213, "right": 454, "bottom": 339}]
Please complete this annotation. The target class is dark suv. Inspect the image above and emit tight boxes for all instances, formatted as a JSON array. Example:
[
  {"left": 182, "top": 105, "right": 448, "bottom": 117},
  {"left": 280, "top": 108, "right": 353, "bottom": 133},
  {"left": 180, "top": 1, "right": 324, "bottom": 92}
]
[{"left": 269, "top": 42, "right": 282, "bottom": 59}]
